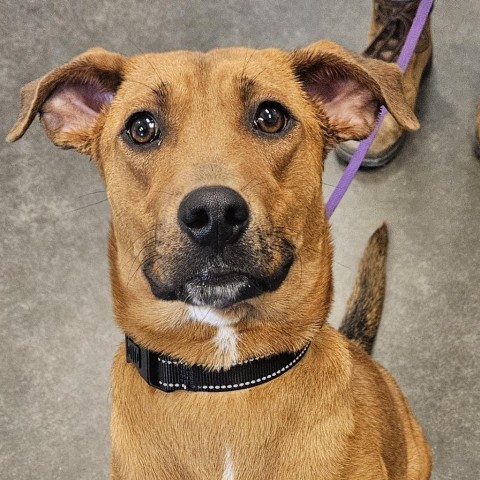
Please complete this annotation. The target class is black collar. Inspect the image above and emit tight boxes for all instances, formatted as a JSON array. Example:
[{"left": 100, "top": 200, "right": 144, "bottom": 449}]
[{"left": 126, "top": 335, "right": 310, "bottom": 393}]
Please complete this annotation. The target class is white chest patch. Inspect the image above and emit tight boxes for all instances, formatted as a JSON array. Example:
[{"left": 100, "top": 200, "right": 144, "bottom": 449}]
[
  {"left": 188, "top": 306, "right": 238, "bottom": 362},
  {"left": 214, "top": 325, "right": 238, "bottom": 363},
  {"left": 188, "top": 306, "right": 237, "bottom": 327},
  {"left": 222, "top": 447, "right": 234, "bottom": 480}
]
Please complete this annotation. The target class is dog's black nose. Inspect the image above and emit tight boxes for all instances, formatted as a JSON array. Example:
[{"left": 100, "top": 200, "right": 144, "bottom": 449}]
[{"left": 178, "top": 186, "right": 249, "bottom": 253}]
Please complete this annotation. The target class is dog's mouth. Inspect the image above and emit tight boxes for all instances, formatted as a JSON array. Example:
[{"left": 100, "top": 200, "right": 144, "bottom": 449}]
[{"left": 143, "top": 258, "right": 293, "bottom": 309}]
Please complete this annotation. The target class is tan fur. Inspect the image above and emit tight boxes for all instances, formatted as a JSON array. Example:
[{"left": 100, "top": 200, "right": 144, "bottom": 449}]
[{"left": 8, "top": 40, "right": 431, "bottom": 479}]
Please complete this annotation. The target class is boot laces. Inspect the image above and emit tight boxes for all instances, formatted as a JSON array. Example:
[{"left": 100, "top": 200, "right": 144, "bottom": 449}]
[{"left": 365, "top": 0, "right": 423, "bottom": 62}]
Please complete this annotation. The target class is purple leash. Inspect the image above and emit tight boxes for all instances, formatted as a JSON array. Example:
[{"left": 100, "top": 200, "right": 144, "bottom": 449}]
[{"left": 325, "top": 0, "right": 434, "bottom": 219}]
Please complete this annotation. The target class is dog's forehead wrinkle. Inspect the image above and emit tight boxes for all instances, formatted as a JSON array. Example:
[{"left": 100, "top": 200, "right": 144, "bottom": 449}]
[
  {"left": 121, "top": 49, "right": 300, "bottom": 126},
  {"left": 124, "top": 52, "right": 205, "bottom": 100}
]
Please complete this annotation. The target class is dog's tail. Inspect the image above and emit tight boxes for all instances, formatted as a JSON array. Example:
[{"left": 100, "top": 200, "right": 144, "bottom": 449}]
[{"left": 339, "top": 223, "right": 388, "bottom": 355}]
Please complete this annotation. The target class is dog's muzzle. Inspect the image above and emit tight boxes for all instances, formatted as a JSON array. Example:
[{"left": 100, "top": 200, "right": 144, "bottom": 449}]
[{"left": 143, "top": 185, "right": 294, "bottom": 308}]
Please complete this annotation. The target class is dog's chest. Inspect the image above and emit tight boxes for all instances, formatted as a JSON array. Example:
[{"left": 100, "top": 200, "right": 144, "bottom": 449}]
[{"left": 110, "top": 347, "right": 354, "bottom": 480}]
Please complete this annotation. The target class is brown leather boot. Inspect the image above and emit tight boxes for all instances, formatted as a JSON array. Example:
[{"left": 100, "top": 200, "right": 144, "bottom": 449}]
[
  {"left": 475, "top": 104, "right": 480, "bottom": 159},
  {"left": 336, "top": 0, "right": 433, "bottom": 168}
]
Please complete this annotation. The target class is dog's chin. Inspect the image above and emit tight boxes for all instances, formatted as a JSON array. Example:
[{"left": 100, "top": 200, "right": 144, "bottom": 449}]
[
  {"left": 144, "top": 261, "right": 293, "bottom": 309},
  {"left": 181, "top": 273, "right": 262, "bottom": 309}
]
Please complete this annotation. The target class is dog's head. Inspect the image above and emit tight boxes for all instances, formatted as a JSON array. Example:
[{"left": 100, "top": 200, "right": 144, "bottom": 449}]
[{"left": 8, "top": 41, "right": 417, "bottom": 365}]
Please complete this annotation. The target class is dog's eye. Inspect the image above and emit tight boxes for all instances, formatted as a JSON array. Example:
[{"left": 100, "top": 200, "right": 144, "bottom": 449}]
[
  {"left": 125, "top": 112, "right": 159, "bottom": 144},
  {"left": 253, "top": 102, "right": 288, "bottom": 134}
]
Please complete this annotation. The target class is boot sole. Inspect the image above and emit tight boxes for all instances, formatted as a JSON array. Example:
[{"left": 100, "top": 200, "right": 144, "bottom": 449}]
[
  {"left": 336, "top": 134, "right": 407, "bottom": 169},
  {"left": 335, "top": 54, "right": 433, "bottom": 169}
]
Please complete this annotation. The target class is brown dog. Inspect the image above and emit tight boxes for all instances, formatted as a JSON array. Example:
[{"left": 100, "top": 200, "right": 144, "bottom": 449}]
[{"left": 8, "top": 40, "right": 431, "bottom": 479}]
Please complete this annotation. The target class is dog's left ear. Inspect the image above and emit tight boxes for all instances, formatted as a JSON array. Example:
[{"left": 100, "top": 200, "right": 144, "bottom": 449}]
[
  {"left": 291, "top": 40, "right": 419, "bottom": 144},
  {"left": 6, "top": 48, "right": 124, "bottom": 154}
]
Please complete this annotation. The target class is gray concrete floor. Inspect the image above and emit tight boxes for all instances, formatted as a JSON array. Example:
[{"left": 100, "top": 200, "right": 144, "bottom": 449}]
[{"left": 1, "top": 1, "right": 479, "bottom": 479}]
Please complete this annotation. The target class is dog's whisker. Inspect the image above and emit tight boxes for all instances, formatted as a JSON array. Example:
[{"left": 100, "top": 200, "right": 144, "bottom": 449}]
[
  {"left": 298, "top": 244, "right": 322, "bottom": 255},
  {"left": 240, "top": 178, "right": 270, "bottom": 195},
  {"left": 239, "top": 178, "right": 257, "bottom": 193},
  {"left": 127, "top": 79, "right": 166, "bottom": 98},
  {"left": 149, "top": 188, "right": 179, "bottom": 197},
  {"left": 128, "top": 38, "right": 147, "bottom": 56},
  {"left": 124, "top": 226, "right": 159, "bottom": 256},
  {"left": 65, "top": 198, "right": 108, "bottom": 213},
  {"left": 333, "top": 260, "right": 352, "bottom": 272},
  {"left": 250, "top": 65, "right": 269, "bottom": 83},
  {"left": 75, "top": 189, "right": 106, "bottom": 198},
  {"left": 200, "top": 306, "right": 213, "bottom": 324},
  {"left": 240, "top": 50, "right": 257, "bottom": 81},
  {"left": 127, "top": 257, "right": 156, "bottom": 287},
  {"left": 128, "top": 228, "right": 156, "bottom": 247},
  {"left": 129, "top": 39, "right": 170, "bottom": 101},
  {"left": 121, "top": 238, "right": 156, "bottom": 272},
  {"left": 128, "top": 251, "right": 160, "bottom": 287},
  {"left": 125, "top": 235, "right": 157, "bottom": 265},
  {"left": 125, "top": 238, "right": 158, "bottom": 280},
  {"left": 126, "top": 233, "right": 157, "bottom": 258}
]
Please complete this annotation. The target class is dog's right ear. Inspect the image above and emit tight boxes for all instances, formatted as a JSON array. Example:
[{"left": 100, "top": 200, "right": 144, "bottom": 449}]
[{"left": 6, "top": 48, "right": 124, "bottom": 154}]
